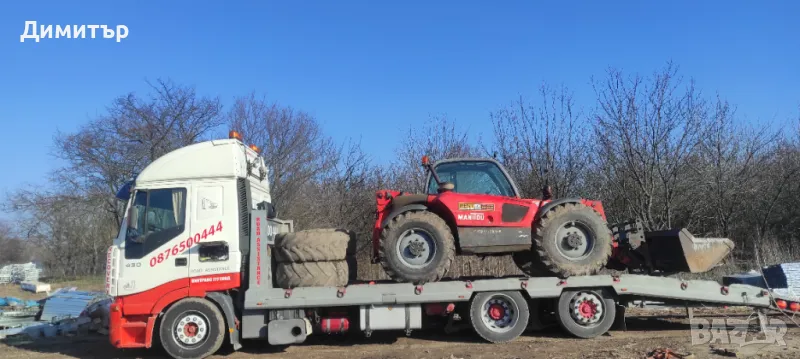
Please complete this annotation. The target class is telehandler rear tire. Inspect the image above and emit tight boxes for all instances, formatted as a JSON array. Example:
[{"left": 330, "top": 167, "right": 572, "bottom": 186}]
[
  {"left": 533, "top": 202, "right": 612, "bottom": 278},
  {"left": 274, "top": 229, "right": 353, "bottom": 263},
  {"left": 379, "top": 210, "right": 455, "bottom": 284},
  {"left": 274, "top": 260, "right": 349, "bottom": 288}
]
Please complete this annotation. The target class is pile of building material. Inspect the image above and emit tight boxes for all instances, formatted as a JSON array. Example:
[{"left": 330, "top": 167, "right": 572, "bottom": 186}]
[
  {"left": 0, "top": 263, "right": 41, "bottom": 284},
  {"left": 20, "top": 282, "right": 51, "bottom": 294},
  {"left": 762, "top": 262, "right": 800, "bottom": 299},
  {"left": 723, "top": 262, "right": 800, "bottom": 300},
  {"left": 0, "top": 288, "right": 110, "bottom": 340}
]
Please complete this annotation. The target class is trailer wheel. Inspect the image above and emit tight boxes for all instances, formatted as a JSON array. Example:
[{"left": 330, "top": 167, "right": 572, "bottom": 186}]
[
  {"left": 556, "top": 289, "right": 616, "bottom": 339},
  {"left": 468, "top": 291, "right": 530, "bottom": 343},
  {"left": 159, "top": 298, "right": 225, "bottom": 359},
  {"left": 379, "top": 210, "right": 455, "bottom": 284},
  {"left": 534, "top": 202, "right": 612, "bottom": 277}
]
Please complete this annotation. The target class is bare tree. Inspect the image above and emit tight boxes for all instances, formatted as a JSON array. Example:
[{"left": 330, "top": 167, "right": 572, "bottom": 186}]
[
  {"left": 52, "top": 78, "right": 223, "bottom": 226},
  {"left": 392, "top": 114, "right": 480, "bottom": 192},
  {"left": 489, "top": 84, "right": 592, "bottom": 198},
  {"left": 227, "top": 92, "right": 338, "bottom": 218},
  {"left": 591, "top": 62, "right": 709, "bottom": 229},
  {"left": 0, "top": 221, "right": 27, "bottom": 266}
]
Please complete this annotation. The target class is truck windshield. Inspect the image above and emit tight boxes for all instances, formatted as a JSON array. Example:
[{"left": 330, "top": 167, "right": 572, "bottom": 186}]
[{"left": 124, "top": 188, "right": 187, "bottom": 259}]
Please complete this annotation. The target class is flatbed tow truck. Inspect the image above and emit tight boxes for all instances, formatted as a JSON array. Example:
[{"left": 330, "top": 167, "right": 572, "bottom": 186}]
[{"left": 105, "top": 132, "right": 797, "bottom": 359}]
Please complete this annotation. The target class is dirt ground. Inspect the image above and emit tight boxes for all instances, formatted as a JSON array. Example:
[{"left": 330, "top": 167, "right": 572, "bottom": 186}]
[{"left": 2, "top": 307, "right": 800, "bottom": 359}]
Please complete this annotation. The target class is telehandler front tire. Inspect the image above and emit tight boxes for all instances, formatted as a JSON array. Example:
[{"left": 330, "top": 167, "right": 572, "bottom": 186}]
[
  {"left": 379, "top": 210, "right": 455, "bottom": 284},
  {"left": 533, "top": 202, "right": 612, "bottom": 277}
]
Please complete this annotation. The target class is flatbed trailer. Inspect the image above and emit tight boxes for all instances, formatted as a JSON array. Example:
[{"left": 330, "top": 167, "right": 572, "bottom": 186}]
[{"left": 204, "top": 210, "right": 785, "bottom": 355}]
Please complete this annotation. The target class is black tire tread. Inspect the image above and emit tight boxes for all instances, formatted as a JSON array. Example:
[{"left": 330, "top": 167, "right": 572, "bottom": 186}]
[
  {"left": 533, "top": 202, "right": 613, "bottom": 277},
  {"left": 274, "top": 260, "right": 348, "bottom": 288},
  {"left": 273, "top": 229, "right": 353, "bottom": 263},
  {"left": 468, "top": 291, "right": 530, "bottom": 343},
  {"left": 556, "top": 289, "right": 616, "bottom": 339},
  {"left": 159, "top": 298, "right": 225, "bottom": 359},
  {"left": 378, "top": 210, "right": 455, "bottom": 283}
]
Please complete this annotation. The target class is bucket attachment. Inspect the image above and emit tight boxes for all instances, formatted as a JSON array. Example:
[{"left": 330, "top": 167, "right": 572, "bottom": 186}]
[
  {"left": 645, "top": 228, "right": 734, "bottom": 273},
  {"left": 609, "top": 221, "right": 735, "bottom": 274}
]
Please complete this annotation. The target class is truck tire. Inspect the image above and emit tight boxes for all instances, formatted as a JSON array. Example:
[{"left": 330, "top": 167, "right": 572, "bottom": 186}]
[
  {"left": 159, "top": 298, "right": 225, "bottom": 359},
  {"left": 274, "top": 260, "right": 348, "bottom": 288},
  {"left": 274, "top": 229, "right": 353, "bottom": 263},
  {"left": 556, "top": 289, "right": 616, "bottom": 338},
  {"left": 379, "top": 210, "right": 455, "bottom": 284},
  {"left": 533, "top": 202, "right": 612, "bottom": 277},
  {"left": 468, "top": 291, "right": 530, "bottom": 343}
]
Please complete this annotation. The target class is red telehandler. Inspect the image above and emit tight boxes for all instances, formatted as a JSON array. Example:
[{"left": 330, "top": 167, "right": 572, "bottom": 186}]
[{"left": 372, "top": 156, "right": 734, "bottom": 283}]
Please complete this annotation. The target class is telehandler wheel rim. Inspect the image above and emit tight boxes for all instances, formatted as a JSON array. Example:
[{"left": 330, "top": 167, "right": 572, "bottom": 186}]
[
  {"left": 396, "top": 228, "right": 437, "bottom": 268},
  {"left": 554, "top": 220, "right": 595, "bottom": 260},
  {"left": 479, "top": 294, "right": 518, "bottom": 333},
  {"left": 173, "top": 311, "right": 209, "bottom": 347},
  {"left": 568, "top": 292, "right": 604, "bottom": 326}
]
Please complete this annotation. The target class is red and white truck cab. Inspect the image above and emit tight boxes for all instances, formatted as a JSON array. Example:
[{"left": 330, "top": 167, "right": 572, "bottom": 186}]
[{"left": 105, "top": 132, "right": 271, "bottom": 349}]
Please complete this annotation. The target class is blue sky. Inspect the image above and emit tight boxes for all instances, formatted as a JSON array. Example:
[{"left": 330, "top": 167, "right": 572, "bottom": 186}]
[{"left": 1, "top": 1, "right": 798, "bottom": 202}]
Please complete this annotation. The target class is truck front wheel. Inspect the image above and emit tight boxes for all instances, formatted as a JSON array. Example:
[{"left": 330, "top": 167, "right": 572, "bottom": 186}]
[{"left": 159, "top": 298, "right": 226, "bottom": 359}]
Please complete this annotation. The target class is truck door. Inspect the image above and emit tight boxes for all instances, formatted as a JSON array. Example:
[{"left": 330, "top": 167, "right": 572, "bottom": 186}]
[
  {"left": 116, "top": 186, "right": 192, "bottom": 296},
  {"left": 187, "top": 182, "right": 240, "bottom": 288}
]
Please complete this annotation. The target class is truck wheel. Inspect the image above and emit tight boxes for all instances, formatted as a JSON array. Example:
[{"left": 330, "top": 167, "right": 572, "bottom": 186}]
[
  {"left": 379, "top": 210, "right": 455, "bottom": 283},
  {"left": 274, "top": 229, "right": 353, "bottom": 263},
  {"left": 556, "top": 289, "right": 616, "bottom": 339},
  {"left": 533, "top": 202, "right": 612, "bottom": 277},
  {"left": 159, "top": 298, "right": 225, "bottom": 359},
  {"left": 511, "top": 250, "right": 550, "bottom": 277},
  {"left": 468, "top": 291, "right": 529, "bottom": 343},
  {"left": 275, "top": 260, "right": 348, "bottom": 288}
]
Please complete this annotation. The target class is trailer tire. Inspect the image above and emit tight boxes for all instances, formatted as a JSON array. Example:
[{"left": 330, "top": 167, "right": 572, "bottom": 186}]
[
  {"left": 274, "top": 229, "right": 353, "bottom": 263},
  {"left": 274, "top": 260, "right": 349, "bottom": 288},
  {"left": 533, "top": 202, "right": 612, "bottom": 277},
  {"left": 379, "top": 210, "right": 455, "bottom": 284},
  {"left": 159, "top": 298, "right": 225, "bottom": 359},
  {"left": 468, "top": 291, "right": 530, "bottom": 343},
  {"left": 556, "top": 289, "right": 616, "bottom": 339}
]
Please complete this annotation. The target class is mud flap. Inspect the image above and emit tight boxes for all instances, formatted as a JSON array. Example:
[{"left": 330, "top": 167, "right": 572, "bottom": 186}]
[{"left": 206, "top": 292, "right": 242, "bottom": 351}]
